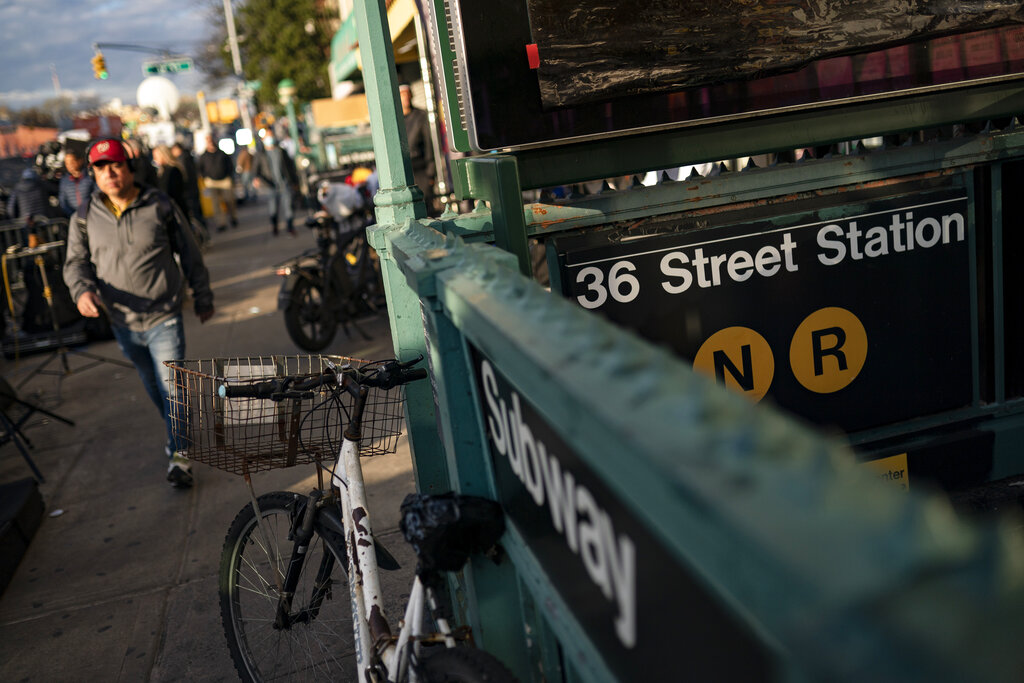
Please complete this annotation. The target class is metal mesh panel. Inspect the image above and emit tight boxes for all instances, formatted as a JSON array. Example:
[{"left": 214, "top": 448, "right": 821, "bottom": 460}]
[{"left": 164, "top": 355, "right": 406, "bottom": 475}]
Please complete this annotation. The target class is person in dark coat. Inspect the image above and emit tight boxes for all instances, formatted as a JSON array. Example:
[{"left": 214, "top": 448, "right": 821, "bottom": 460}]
[
  {"left": 123, "top": 139, "right": 158, "bottom": 189},
  {"left": 171, "top": 142, "right": 205, "bottom": 229},
  {"left": 399, "top": 84, "right": 436, "bottom": 215},
  {"left": 7, "top": 168, "right": 53, "bottom": 223},
  {"left": 197, "top": 137, "right": 238, "bottom": 233},
  {"left": 251, "top": 131, "right": 299, "bottom": 236},
  {"left": 153, "top": 145, "right": 189, "bottom": 219}
]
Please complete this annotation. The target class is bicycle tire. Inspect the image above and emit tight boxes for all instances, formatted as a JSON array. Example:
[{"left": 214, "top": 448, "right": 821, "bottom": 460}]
[
  {"left": 419, "top": 647, "right": 520, "bottom": 683},
  {"left": 351, "top": 236, "right": 387, "bottom": 313},
  {"left": 220, "top": 491, "right": 354, "bottom": 682},
  {"left": 284, "top": 278, "right": 337, "bottom": 351}
]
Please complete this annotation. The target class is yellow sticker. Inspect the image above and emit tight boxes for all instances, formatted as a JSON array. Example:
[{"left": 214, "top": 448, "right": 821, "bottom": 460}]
[{"left": 862, "top": 453, "right": 909, "bottom": 491}]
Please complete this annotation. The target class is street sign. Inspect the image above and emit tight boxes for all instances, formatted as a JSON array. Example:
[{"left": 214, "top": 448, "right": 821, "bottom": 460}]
[
  {"left": 553, "top": 182, "right": 972, "bottom": 434},
  {"left": 142, "top": 58, "right": 193, "bottom": 76}
]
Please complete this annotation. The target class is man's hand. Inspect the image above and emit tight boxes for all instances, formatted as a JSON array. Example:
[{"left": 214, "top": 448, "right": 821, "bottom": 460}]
[
  {"left": 76, "top": 291, "right": 102, "bottom": 318},
  {"left": 198, "top": 306, "right": 215, "bottom": 324}
]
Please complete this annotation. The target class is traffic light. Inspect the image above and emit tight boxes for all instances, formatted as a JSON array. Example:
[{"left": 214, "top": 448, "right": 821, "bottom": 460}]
[{"left": 91, "top": 52, "right": 108, "bottom": 80}]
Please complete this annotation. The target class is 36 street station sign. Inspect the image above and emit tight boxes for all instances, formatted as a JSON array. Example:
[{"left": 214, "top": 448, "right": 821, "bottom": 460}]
[{"left": 554, "top": 185, "right": 972, "bottom": 433}]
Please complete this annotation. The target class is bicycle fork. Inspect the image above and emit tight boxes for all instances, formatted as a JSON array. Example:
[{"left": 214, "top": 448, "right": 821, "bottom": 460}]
[{"left": 274, "top": 489, "right": 324, "bottom": 629}]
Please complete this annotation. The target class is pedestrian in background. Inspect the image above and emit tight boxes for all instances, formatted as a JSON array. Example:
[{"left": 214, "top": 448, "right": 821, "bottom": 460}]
[
  {"left": 400, "top": 84, "right": 437, "bottom": 215},
  {"left": 236, "top": 145, "right": 254, "bottom": 203},
  {"left": 252, "top": 131, "right": 299, "bottom": 236},
  {"left": 63, "top": 139, "right": 215, "bottom": 488},
  {"left": 153, "top": 145, "right": 188, "bottom": 219},
  {"left": 155, "top": 145, "right": 208, "bottom": 249},
  {"left": 278, "top": 128, "right": 298, "bottom": 159},
  {"left": 124, "top": 138, "right": 158, "bottom": 189},
  {"left": 7, "top": 167, "right": 57, "bottom": 243},
  {"left": 197, "top": 137, "right": 238, "bottom": 233},
  {"left": 171, "top": 142, "right": 205, "bottom": 231},
  {"left": 57, "top": 149, "right": 95, "bottom": 217},
  {"left": 7, "top": 167, "right": 53, "bottom": 221}
]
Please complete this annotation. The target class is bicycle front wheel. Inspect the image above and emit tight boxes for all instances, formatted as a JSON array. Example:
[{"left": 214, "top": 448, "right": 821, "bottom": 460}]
[
  {"left": 220, "top": 492, "right": 354, "bottom": 682},
  {"left": 284, "top": 278, "right": 337, "bottom": 352}
]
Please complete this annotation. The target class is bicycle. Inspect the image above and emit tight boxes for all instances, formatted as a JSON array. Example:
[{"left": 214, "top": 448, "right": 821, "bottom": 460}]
[
  {"left": 166, "top": 354, "right": 518, "bottom": 683},
  {"left": 276, "top": 209, "right": 386, "bottom": 352}
]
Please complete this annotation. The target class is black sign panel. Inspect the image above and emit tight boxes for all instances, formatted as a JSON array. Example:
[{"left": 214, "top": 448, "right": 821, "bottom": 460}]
[
  {"left": 526, "top": 1, "right": 1024, "bottom": 108},
  {"left": 555, "top": 187, "right": 972, "bottom": 433},
  {"left": 441, "top": 0, "right": 1024, "bottom": 151},
  {"left": 471, "top": 348, "right": 774, "bottom": 681}
]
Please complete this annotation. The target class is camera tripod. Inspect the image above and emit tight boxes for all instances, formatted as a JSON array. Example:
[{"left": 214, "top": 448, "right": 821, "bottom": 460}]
[{"left": 2, "top": 242, "right": 131, "bottom": 394}]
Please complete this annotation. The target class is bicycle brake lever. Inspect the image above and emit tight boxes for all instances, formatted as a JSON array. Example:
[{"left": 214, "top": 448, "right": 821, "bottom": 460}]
[
  {"left": 271, "top": 390, "right": 316, "bottom": 401},
  {"left": 396, "top": 354, "right": 424, "bottom": 369}
]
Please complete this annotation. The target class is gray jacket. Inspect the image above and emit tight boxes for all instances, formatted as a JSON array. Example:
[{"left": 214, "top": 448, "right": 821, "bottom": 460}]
[{"left": 63, "top": 185, "right": 213, "bottom": 332}]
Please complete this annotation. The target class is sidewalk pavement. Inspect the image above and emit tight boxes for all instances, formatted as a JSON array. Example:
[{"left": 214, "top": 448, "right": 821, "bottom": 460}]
[{"left": 0, "top": 198, "right": 418, "bottom": 682}]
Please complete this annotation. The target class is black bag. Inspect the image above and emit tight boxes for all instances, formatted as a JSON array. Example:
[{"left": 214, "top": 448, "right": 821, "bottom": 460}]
[{"left": 399, "top": 493, "right": 505, "bottom": 579}]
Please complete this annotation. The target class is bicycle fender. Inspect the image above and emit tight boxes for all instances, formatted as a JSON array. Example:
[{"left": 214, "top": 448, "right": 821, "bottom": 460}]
[{"left": 317, "top": 503, "right": 402, "bottom": 571}]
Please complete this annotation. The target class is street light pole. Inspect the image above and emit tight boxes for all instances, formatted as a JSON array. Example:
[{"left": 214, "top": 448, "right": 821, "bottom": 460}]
[{"left": 222, "top": 0, "right": 253, "bottom": 135}]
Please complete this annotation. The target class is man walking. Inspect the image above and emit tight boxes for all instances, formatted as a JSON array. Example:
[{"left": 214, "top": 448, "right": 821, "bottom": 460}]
[
  {"left": 63, "top": 139, "right": 215, "bottom": 488},
  {"left": 252, "top": 131, "right": 299, "bottom": 236},
  {"left": 197, "top": 136, "right": 238, "bottom": 233}
]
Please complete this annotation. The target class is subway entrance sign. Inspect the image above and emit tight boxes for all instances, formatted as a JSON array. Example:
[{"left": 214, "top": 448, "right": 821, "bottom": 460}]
[
  {"left": 471, "top": 347, "right": 775, "bottom": 681},
  {"left": 142, "top": 58, "right": 193, "bottom": 76},
  {"left": 552, "top": 180, "right": 972, "bottom": 434}
]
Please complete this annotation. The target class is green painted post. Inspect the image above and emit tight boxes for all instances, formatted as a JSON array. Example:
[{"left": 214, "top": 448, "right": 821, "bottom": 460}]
[
  {"left": 352, "top": 0, "right": 425, "bottom": 225},
  {"left": 384, "top": 231, "right": 535, "bottom": 678},
  {"left": 352, "top": 0, "right": 447, "bottom": 493}
]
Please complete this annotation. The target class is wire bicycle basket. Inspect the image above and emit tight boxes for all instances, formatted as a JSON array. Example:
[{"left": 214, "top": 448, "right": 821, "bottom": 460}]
[{"left": 164, "top": 355, "right": 407, "bottom": 475}]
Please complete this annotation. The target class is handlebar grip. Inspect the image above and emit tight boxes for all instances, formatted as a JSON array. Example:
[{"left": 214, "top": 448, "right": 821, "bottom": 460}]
[
  {"left": 217, "top": 371, "right": 337, "bottom": 400},
  {"left": 218, "top": 379, "right": 286, "bottom": 399},
  {"left": 402, "top": 368, "right": 428, "bottom": 383}
]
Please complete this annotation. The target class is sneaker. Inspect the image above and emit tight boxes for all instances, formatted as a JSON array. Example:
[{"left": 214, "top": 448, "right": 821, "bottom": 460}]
[
  {"left": 216, "top": 225, "right": 228, "bottom": 233},
  {"left": 167, "top": 454, "right": 194, "bottom": 488},
  {"left": 230, "top": 217, "right": 238, "bottom": 228}
]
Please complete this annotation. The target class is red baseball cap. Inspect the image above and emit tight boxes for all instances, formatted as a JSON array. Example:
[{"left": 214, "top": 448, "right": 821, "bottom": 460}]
[{"left": 88, "top": 139, "right": 128, "bottom": 165}]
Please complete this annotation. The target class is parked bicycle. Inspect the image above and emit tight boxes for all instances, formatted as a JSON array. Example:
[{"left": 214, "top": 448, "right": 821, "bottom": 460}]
[
  {"left": 166, "top": 355, "right": 517, "bottom": 683},
  {"left": 276, "top": 188, "right": 386, "bottom": 352}
]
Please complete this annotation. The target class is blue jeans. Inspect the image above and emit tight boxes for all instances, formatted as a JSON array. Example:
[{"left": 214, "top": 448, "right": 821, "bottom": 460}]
[
  {"left": 268, "top": 187, "right": 294, "bottom": 224},
  {"left": 111, "top": 314, "right": 186, "bottom": 455}
]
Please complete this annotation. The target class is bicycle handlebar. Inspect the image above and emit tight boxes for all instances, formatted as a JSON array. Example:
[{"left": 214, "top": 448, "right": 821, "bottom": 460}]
[
  {"left": 217, "top": 357, "right": 426, "bottom": 401},
  {"left": 217, "top": 373, "right": 336, "bottom": 400}
]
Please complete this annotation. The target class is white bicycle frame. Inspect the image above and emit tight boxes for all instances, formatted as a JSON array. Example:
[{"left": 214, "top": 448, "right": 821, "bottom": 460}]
[{"left": 332, "top": 434, "right": 457, "bottom": 683}]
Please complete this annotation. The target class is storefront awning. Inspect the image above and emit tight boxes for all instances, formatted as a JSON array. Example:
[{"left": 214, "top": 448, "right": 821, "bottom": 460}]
[{"left": 329, "top": 0, "right": 420, "bottom": 86}]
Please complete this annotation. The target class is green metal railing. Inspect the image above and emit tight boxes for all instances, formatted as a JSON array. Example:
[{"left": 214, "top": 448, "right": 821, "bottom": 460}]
[{"left": 376, "top": 218, "right": 1024, "bottom": 682}]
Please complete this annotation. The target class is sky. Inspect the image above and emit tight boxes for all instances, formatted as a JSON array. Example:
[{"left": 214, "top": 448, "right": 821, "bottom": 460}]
[{"left": 0, "top": 0, "right": 226, "bottom": 113}]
